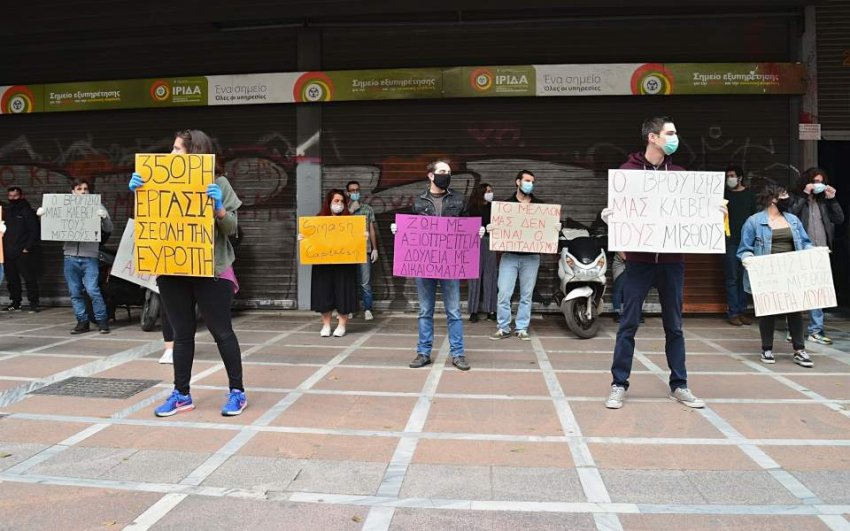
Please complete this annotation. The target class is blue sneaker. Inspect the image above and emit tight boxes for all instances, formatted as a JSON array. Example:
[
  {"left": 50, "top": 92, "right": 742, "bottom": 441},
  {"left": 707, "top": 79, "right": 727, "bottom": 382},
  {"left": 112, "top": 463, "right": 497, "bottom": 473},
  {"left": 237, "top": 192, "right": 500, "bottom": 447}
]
[
  {"left": 221, "top": 389, "right": 247, "bottom": 416},
  {"left": 154, "top": 389, "right": 194, "bottom": 417}
]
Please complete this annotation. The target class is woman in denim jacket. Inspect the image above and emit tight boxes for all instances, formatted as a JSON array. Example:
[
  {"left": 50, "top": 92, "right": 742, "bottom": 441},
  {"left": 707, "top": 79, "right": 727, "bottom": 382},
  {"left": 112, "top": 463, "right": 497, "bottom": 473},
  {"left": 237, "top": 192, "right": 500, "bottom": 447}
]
[{"left": 737, "top": 184, "right": 814, "bottom": 367}]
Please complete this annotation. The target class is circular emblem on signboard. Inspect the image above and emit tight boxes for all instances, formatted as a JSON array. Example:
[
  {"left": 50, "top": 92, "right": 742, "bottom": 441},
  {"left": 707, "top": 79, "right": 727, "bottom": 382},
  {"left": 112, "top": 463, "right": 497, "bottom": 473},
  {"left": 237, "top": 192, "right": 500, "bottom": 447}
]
[
  {"left": 630, "top": 64, "right": 674, "bottom": 95},
  {"left": 294, "top": 73, "right": 334, "bottom": 103},
  {"left": 470, "top": 68, "right": 494, "bottom": 92},
  {"left": 1, "top": 85, "right": 35, "bottom": 114},
  {"left": 150, "top": 80, "right": 171, "bottom": 102}
]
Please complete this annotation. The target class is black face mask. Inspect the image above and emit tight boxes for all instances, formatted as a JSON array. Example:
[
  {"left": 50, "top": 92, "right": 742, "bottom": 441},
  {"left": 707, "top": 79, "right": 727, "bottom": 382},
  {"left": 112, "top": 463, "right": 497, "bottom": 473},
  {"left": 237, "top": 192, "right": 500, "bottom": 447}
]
[
  {"left": 432, "top": 173, "right": 451, "bottom": 190},
  {"left": 8, "top": 198, "right": 20, "bottom": 204},
  {"left": 776, "top": 197, "right": 790, "bottom": 212}
]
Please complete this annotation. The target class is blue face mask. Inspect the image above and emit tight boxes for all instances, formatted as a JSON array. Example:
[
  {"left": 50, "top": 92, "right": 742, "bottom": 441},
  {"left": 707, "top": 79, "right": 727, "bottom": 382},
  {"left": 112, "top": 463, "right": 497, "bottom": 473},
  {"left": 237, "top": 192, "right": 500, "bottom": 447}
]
[
  {"left": 349, "top": 192, "right": 361, "bottom": 202},
  {"left": 520, "top": 182, "right": 534, "bottom": 195},
  {"left": 812, "top": 183, "right": 826, "bottom": 195},
  {"left": 661, "top": 134, "right": 679, "bottom": 155}
]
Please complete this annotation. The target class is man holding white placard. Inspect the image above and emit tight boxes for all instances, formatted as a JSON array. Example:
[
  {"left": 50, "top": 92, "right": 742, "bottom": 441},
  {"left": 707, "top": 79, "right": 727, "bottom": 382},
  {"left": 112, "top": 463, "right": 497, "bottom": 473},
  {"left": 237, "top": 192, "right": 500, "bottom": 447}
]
[
  {"left": 37, "top": 179, "right": 113, "bottom": 333},
  {"left": 488, "top": 170, "right": 561, "bottom": 341},
  {"left": 601, "top": 116, "right": 723, "bottom": 410}
]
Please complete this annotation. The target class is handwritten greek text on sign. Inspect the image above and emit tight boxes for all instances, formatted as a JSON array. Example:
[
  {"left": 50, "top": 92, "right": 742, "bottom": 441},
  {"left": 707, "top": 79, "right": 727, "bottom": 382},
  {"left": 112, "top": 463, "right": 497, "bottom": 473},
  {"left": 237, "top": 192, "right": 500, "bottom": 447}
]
[
  {"left": 110, "top": 219, "right": 159, "bottom": 293},
  {"left": 40, "top": 194, "right": 101, "bottom": 242},
  {"left": 747, "top": 248, "right": 837, "bottom": 317},
  {"left": 607, "top": 170, "right": 725, "bottom": 254},
  {"left": 134, "top": 154, "right": 215, "bottom": 277},
  {"left": 393, "top": 214, "right": 481, "bottom": 279},
  {"left": 489, "top": 201, "right": 561, "bottom": 254},
  {"left": 299, "top": 216, "right": 367, "bottom": 265}
]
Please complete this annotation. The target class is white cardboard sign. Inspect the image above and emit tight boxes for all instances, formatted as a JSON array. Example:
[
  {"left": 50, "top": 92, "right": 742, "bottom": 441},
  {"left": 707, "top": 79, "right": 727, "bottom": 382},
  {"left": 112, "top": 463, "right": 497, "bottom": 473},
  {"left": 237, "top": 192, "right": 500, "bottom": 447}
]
[
  {"left": 110, "top": 219, "right": 159, "bottom": 293},
  {"left": 40, "top": 193, "right": 101, "bottom": 242},
  {"left": 607, "top": 169, "right": 726, "bottom": 254},
  {"left": 489, "top": 201, "right": 562, "bottom": 254},
  {"left": 748, "top": 248, "right": 836, "bottom": 317}
]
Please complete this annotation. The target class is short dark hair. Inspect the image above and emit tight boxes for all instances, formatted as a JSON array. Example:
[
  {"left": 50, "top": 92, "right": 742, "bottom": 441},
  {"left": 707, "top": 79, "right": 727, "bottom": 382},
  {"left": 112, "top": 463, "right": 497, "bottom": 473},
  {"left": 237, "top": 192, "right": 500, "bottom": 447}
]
[
  {"left": 515, "top": 170, "right": 535, "bottom": 181},
  {"left": 7, "top": 186, "right": 23, "bottom": 194},
  {"left": 70, "top": 178, "right": 91, "bottom": 191},
  {"left": 726, "top": 165, "right": 744, "bottom": 178},
  {"left": 756, "top": 182, "right": 786, "bottom": 210},
  {"left": 346, "top": 180, "right": 360, "bottom": 191},
  {"left": 426, "top": 159, "right": 451, "bottom": 173},
  {"left": 641, "top": 116, "right": 674, "bottom": 143}
]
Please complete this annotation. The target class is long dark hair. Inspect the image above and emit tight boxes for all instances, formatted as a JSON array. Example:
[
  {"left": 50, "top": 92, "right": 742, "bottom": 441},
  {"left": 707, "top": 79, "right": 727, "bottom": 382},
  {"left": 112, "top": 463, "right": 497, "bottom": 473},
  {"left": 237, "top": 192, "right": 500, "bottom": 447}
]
[
  {"left": 318, "top": 189, "right": 349, "bottom": 216},
  {"left": 175, "top": 129, "right": 223, "bottom": 174},
  {"left": 467, "top": 182, "right": 492, "bottom": 215},
  {"left": 796, "top": 167, "right": 829, "bottom": 196}
]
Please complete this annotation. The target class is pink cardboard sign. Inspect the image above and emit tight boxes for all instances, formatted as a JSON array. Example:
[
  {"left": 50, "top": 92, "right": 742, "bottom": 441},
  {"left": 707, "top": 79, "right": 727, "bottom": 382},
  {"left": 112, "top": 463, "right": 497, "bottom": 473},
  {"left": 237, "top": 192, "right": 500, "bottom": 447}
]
[{"left": 393, "top": 214, "right": 481, "bottom": 279}]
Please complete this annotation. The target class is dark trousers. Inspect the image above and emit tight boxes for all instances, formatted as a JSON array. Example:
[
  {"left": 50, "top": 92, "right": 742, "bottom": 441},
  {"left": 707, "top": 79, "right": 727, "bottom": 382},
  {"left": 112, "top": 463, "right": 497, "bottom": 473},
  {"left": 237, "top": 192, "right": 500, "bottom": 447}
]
[
  {"left": 157, "top": 276, "right": 242, "bottom": 395},
  {"left": 723, "top": 239, "right": 747, "bottom": 318},
  {"left": 759, "top": 312, "right": 805, "bottom": 351},
  {"left": 5, "top": 253, "right": 40, "bottom": 305},
  {"left": 161, "top": 303, "right": 174, "bottom": 342},
  {"left": 612, "top": 261, "right": 687, "bottom": 392}
]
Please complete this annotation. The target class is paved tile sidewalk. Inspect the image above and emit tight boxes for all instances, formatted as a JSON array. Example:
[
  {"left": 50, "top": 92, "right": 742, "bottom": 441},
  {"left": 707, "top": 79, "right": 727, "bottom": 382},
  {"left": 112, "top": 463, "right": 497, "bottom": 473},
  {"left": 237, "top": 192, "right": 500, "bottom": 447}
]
[{"left": 1, "top": 309, "right": 849, "bottom": 530}]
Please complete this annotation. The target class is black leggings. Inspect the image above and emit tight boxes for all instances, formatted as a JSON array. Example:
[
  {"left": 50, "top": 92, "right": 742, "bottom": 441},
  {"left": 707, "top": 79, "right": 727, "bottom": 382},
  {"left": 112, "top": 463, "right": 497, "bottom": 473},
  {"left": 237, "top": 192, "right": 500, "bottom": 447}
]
[
  {"left": 157, "top": 276, "right": 243, "bottom": 394},
  {"left": 161, "top": 303, "right": 174, "bottom": 342},
  {"left": 759, "top": 312, "right": 805, "bottom": 351}
]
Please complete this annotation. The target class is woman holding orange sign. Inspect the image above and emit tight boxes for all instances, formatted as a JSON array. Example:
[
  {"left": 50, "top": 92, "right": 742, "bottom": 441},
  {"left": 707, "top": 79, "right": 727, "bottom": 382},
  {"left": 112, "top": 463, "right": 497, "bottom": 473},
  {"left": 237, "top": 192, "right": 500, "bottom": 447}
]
[
  {"left": 129, "top": 129, "right": 247, "bottom": 418},
  {"left": 298, "top": 189, "right": 364, "bottom": 337}
]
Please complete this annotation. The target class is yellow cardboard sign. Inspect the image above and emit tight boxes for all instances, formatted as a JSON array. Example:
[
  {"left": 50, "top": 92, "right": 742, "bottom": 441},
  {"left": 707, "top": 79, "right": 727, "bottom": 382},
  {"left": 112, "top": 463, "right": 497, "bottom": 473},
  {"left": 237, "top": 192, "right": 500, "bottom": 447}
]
[
  {"left": 299, "top": 215, "right": 367, "bottom": 265},
  {"left": 133, "top": 153, "right": 216, "bottom": 276}
]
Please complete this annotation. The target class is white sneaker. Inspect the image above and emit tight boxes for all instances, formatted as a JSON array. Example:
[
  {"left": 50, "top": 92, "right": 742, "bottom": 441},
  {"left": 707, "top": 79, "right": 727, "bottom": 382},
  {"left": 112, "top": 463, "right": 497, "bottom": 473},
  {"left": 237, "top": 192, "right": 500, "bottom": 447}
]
[
  {"left": 605, "top": 385, "right": 626, "bottom": 409},
  {"left": 669, "top": 387, "right": 705, "bottom": 408},
  {"left": 158, "top": 348, "right": 173, "bottom": 364},
  {"left": 760, "top": 350, "right": 775, "bottom": 364},
  {"left": 364, "top": 310, "right": 374, "bottom": 321},
  {"left": 348, "top": 313, "right": 354, "bottom": 319},
  {"left": 333, "top": 326, "right": 346, "bottom": 337},
  {"left": 320, "top": 325, "right": 331, "bottom": 337}
]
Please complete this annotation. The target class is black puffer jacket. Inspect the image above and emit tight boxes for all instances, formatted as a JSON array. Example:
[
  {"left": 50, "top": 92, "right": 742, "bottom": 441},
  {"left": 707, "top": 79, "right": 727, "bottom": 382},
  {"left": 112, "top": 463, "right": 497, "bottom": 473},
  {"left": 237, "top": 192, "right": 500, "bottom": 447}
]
[{"left": 3, "top": 199, "right": 40, "bottom": 260}]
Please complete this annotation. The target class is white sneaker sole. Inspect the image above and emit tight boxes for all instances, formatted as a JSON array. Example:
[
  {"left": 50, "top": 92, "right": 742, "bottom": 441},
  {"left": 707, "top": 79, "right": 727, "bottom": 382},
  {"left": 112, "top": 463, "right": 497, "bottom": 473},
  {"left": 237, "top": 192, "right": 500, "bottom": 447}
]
[
  {"left": 605, "top": 401, "right": 624, "bottom": 409},
  {"left": 760, "top": 357, "right": 775, "bottom": 364},
  {"left": 155, "top": 403, "right": 194, "bottom": 417},
  {"left": 222, "top": 402, "right": 247, "bottom": 416},
  {"left": 669, "top": 395, "right": 705, "bottom": 408}
]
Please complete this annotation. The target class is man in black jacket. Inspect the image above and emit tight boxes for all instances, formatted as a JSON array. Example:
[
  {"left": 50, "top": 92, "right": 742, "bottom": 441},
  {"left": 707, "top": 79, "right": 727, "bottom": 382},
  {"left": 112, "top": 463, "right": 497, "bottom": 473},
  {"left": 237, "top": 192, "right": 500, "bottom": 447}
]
[{"left": 3, "top": 187, "right": 41, "bottom": 312}]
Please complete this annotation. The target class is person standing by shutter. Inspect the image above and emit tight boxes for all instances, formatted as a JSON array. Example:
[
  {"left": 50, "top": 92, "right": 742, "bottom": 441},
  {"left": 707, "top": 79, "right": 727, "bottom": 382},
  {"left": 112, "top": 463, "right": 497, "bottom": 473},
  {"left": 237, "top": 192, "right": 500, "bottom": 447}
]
[
  {"left": 346, "top": 180, "right": 378, "bottom": 321},
  {"left": 464, "top": 182, "right": 497, "bottom": 323},
  {"left": 3, "top": 187, "right": 41, "bottom": 313},
  {"left": 723, "top": 165, "right": 757, "bottom": 326},
  {"left": 787, "top": 168, "right": 844, "bottom": 345},
  {"left": 129, "top": 129, "right": 248, "bottom": 418}
]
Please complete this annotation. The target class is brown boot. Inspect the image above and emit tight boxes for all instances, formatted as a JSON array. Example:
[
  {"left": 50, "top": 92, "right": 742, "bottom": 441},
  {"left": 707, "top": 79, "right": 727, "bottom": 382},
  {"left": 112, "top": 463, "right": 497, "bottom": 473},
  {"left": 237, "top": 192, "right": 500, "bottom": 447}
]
[{"left": 728, "top": 315, "right": 743, "bottom": 326}]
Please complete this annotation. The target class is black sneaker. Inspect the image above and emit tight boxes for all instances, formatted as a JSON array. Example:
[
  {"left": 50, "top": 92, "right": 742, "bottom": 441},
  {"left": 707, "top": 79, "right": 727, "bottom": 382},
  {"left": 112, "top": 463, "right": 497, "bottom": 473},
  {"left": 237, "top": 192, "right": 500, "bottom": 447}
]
[
  {"left": 97, "top": 320, "right": 110, "bottom": 334},
  {"left": 613, "top": 314, "right": 621, "bottom": 323},
  {"left": 27, "top": 304, "right": 40, "bottom": 314},
  {"left": 408, "top": 354, "right": 431, "bottom": 368},
  {"left": 486, "top": 313, "right": 497, "bottom": 321},
  {"left": 5, "top": 303, "right": 21, "bottom": 312},
  {"left": 469, "top": 313, "right": 479, "bottom": 323},
  {"left": 71, "top": 321, "right": 91, "bottom": 335},
  {"left": 452, "top": 356, "right": 470, "bottom": 371}
]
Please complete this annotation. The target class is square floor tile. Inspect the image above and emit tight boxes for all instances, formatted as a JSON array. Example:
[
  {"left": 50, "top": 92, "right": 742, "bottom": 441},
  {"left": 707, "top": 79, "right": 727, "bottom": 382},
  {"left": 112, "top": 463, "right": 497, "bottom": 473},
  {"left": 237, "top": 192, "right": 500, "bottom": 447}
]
[
  {"left": 239, "top": 432, "right": 398, "bottom": 462},
  {"left": 619, "top": 514, "right": 829, "bottom": 531},
  {"left": 314, "top": 367, "right": 427, "bottom": 393},
  {"left": 557, "top": 372, "right": 668, "bottom": 399},
  {"left": 784, "top": 375, "right": 850, "bottom": 400},
  {"left": 425, "top": 398, "right": 562, "bottom": 436},
  {"left": 437, "top": 370, "right": 548, "bottom": 396},
  {"left": 589, "top": 443, "right": 758, "bottom": 470},
  {"left": 761, "top": 445, "right": 850, "bottom": 471},
  {"left": 0, "top": 418, "right": 90, "bottom": 444},
  {"left": 389, "top": 508, "right": 595, "bottom": 531},
  {"left": 79, "top": 425, "right": 235, "bottom": 453},
  {"left": 690, "top": 374, "right": 807, "bottom": 399},
  {"left": 0, "top": 355, "right": 94, "bottom": 378},
  {"left": 709, "top": 403, "right": 850, "bottom": 440},
  {"left": 272, "top": 394, "right": 417, "bottom": 432},
  {"left": 413, "top": 439, "right": 573, "bottom": 467},
  {"left": 571, "top": 401, "right": 724, "bottom": 438}
]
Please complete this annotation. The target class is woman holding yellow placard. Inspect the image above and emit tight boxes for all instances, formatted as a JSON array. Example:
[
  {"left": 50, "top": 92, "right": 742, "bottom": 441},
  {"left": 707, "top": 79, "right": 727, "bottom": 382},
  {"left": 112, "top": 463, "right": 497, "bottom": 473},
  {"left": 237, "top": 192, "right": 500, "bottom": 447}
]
[
  {"left": 129, "top": 129, "right": 248, "bottom": 418},
  {"left": 299, "top": 189, "right": 360, "bottom": 337}
]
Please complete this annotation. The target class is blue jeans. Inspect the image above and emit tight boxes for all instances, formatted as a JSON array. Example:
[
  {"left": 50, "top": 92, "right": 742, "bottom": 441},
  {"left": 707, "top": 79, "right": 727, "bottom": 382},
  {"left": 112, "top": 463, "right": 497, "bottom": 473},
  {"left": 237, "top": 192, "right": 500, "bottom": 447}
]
[
  {"left": 64, "top": 256, "right": 107, "bottom": 322},
  {"left": 357, "top": 261, "right": 373, "bottom": 311},
  {"left": 497, "top": 253, "right": 540, "bottom": 332},
  {"left": 808, "top": 308, "right": 824, "bottom": 335},
  {"left": 612, "top": 261, "right": 687, "bottom": 392},
  {"left": 0, "top": 264, "right": 4, "bottom": 285},
  {"left": 415, "top": 278, "right": 464, "bottom": 358},
  {"left": 724, "top": 239, "right": 747, "bottom": 318}
]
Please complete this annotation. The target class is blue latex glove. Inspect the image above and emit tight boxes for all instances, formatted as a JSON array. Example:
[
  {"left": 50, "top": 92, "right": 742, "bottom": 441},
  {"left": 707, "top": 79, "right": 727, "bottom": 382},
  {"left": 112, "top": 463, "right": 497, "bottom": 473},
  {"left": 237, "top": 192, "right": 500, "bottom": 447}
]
[
  {"left": 128, "top": 172, "right": 144, "bottom": 191},
  {"left": 207, "top": 183, "right": 224, "bottom": 210}
]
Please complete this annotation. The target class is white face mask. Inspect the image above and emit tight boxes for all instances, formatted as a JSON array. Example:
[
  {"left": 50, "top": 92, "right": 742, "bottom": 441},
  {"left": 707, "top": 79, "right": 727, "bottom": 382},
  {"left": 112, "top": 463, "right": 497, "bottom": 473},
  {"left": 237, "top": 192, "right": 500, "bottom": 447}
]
[
  {"left": 483, "top": 192, "right": 494, "bottom": 202},
  {"left": 330, "top": 203, "right": 344, "bottom": 214},
  {"left": 726, "top": 177, "right": 739, "bottom": 189}
]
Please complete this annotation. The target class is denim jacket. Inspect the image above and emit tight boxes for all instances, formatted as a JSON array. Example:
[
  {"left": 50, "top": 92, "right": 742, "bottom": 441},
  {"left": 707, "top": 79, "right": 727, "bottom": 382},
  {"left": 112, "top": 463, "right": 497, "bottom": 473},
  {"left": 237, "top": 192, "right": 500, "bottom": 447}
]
[{"left": 736, "top": 210, "right": 812, "bottom": 293}]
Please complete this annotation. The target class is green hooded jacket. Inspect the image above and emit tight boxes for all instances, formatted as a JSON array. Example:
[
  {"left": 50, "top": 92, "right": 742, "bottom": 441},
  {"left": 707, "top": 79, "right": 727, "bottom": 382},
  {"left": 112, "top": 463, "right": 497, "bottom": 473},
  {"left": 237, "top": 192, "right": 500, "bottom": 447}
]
[{"left": 213, "top": 175, "right": 242, "bottom": 275}]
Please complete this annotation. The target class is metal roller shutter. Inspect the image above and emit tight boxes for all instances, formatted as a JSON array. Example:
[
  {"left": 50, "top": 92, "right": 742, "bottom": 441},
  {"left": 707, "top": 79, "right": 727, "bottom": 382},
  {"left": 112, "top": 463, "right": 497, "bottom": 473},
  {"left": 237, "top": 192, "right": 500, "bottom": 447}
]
[
  {"left": 321, "top": 95, "right": 791, "bottom": 313},
  {"left": 0, "top": 105, "right": 298, "bottom": 308},
  {"left": 817, "top": 0, "right": 850, "bottom": 134}
]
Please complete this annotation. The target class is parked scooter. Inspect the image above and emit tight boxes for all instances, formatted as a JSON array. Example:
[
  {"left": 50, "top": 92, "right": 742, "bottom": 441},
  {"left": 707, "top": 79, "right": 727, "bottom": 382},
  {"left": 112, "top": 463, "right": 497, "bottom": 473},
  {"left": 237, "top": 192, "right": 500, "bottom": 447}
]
[
  {"left": 92, "top": 246, "right": 160, "bottom": 331},
  {"left": 552, "top": 217, "right": 607, "bottom": 339}
]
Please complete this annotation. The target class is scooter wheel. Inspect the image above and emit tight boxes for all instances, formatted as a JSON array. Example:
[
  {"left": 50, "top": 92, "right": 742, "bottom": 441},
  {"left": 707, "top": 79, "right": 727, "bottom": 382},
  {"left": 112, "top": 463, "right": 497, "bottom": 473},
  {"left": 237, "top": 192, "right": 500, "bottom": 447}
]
[
  {"left": 141, "top": 291, "right": 160, "bottom": 332},
  {"left": 563, "top": 298, "right": 600, "bottom": 339}
]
